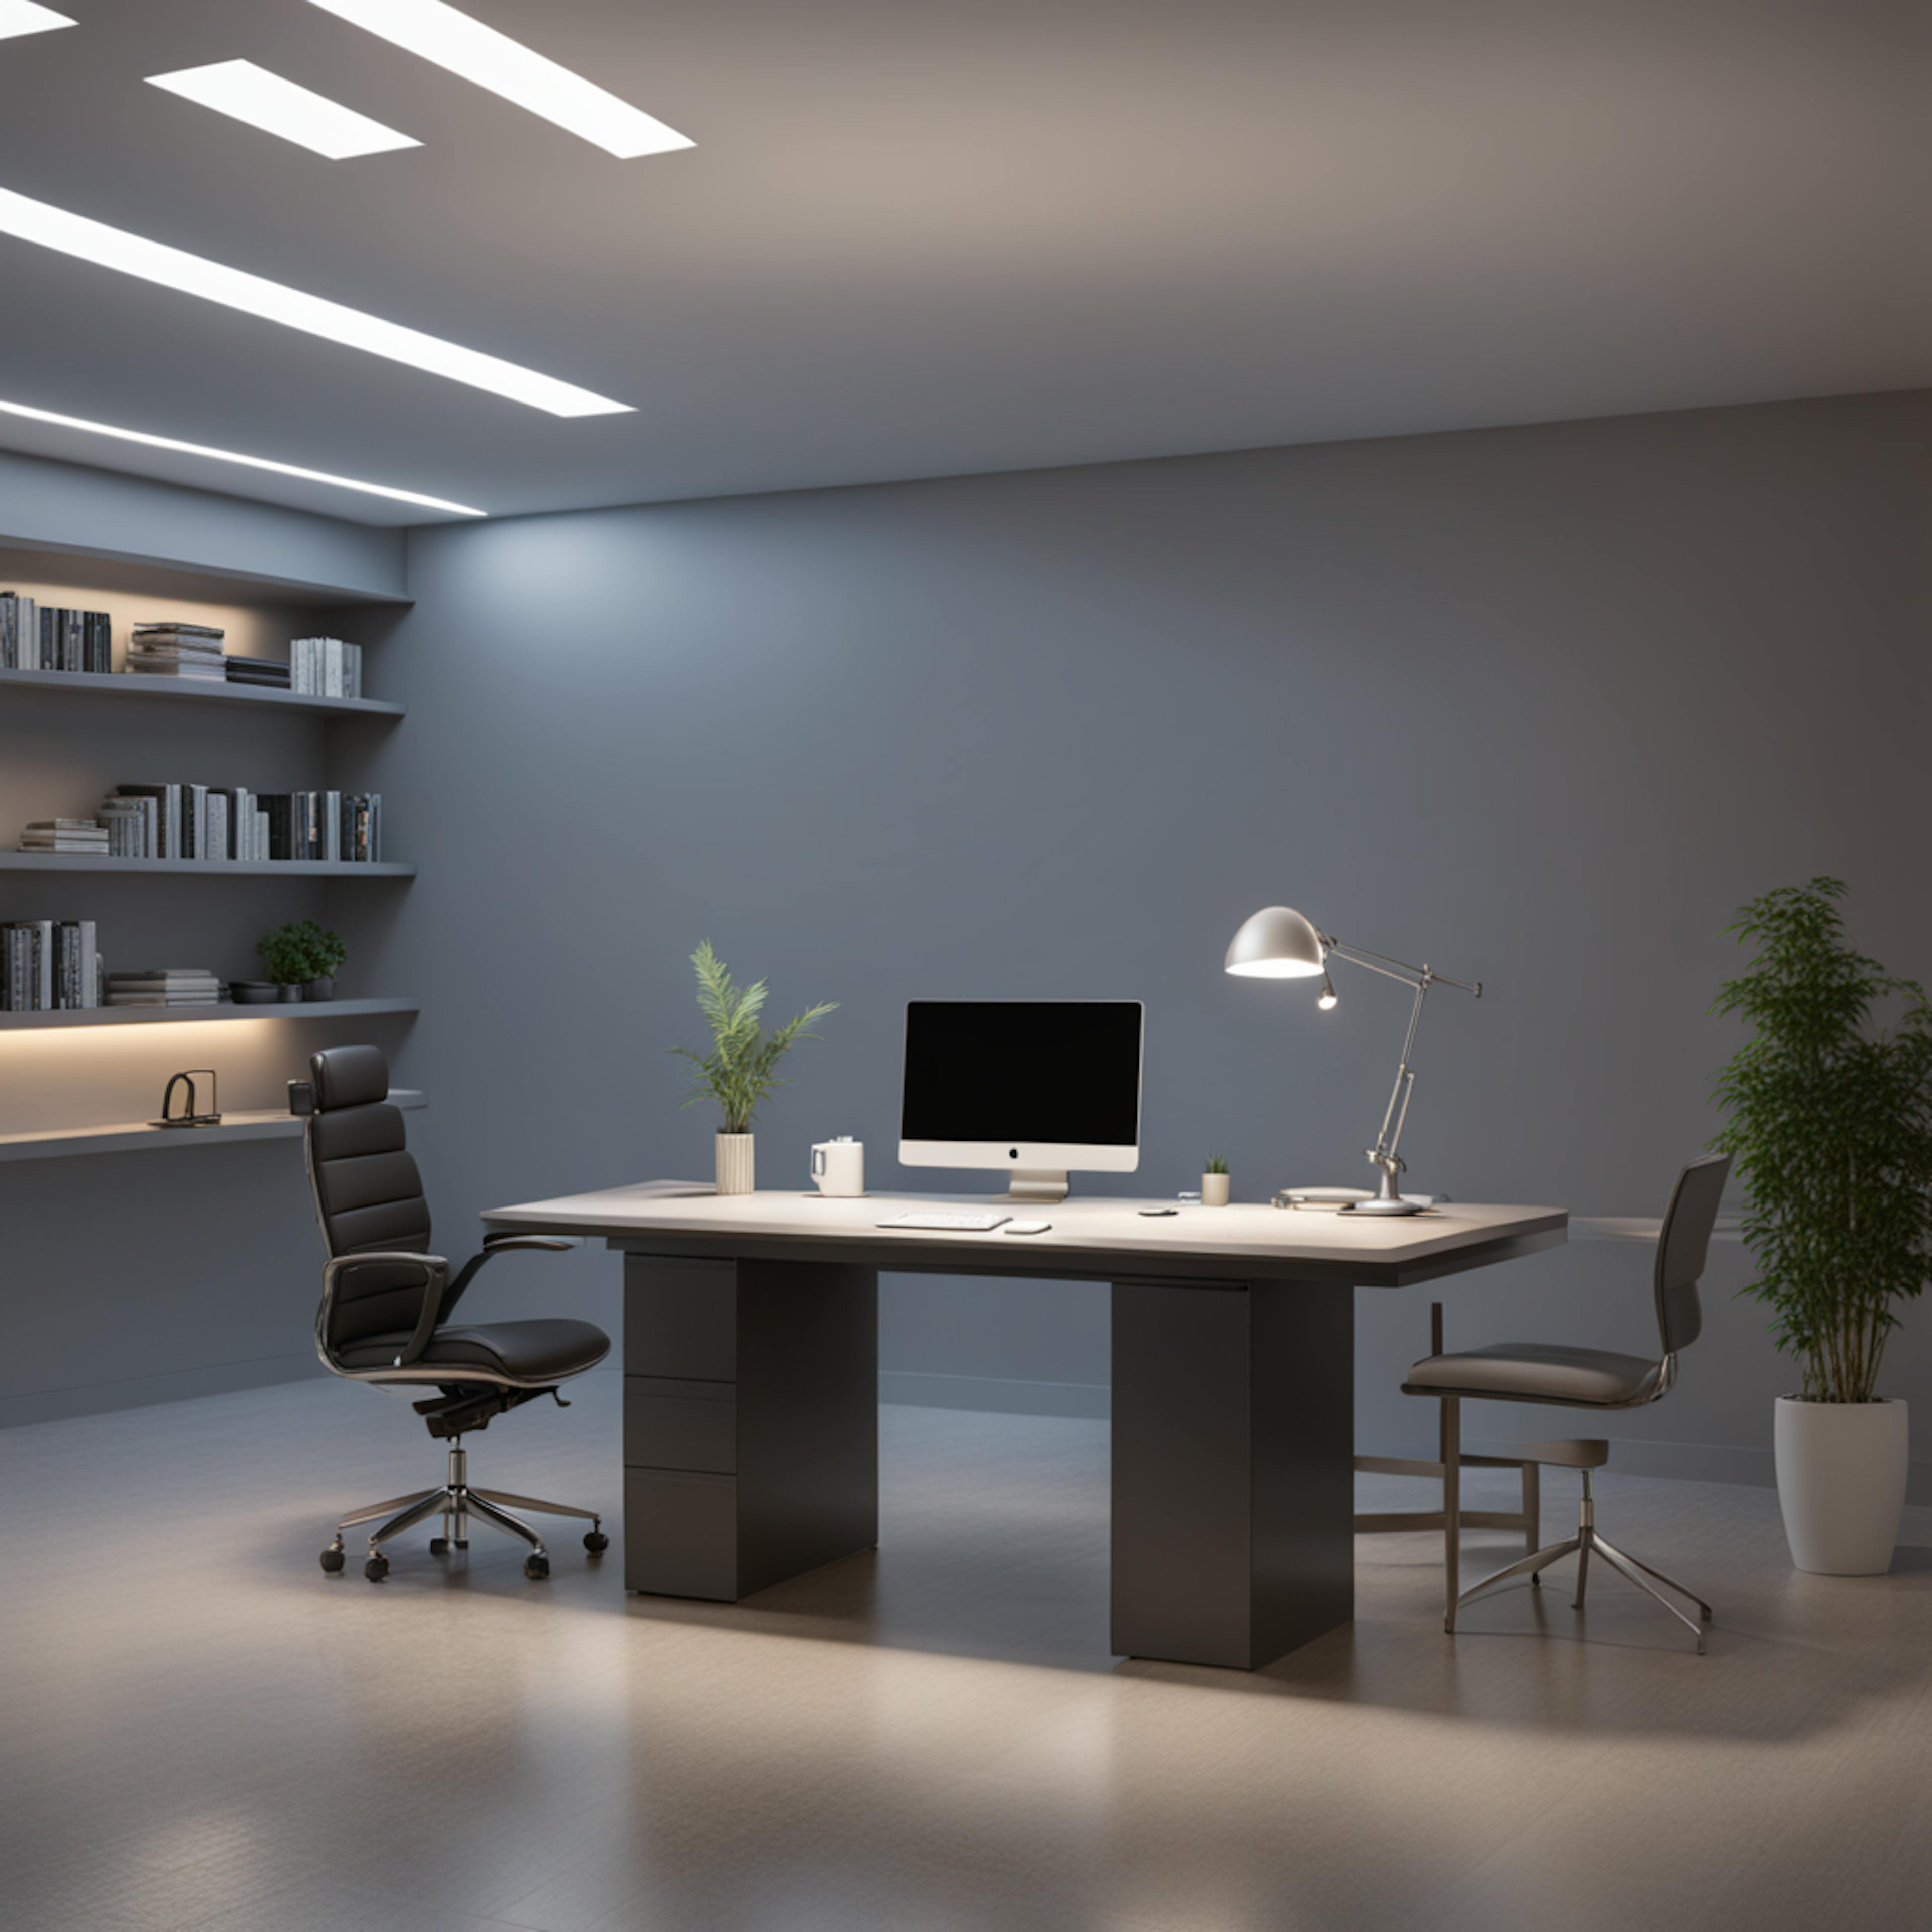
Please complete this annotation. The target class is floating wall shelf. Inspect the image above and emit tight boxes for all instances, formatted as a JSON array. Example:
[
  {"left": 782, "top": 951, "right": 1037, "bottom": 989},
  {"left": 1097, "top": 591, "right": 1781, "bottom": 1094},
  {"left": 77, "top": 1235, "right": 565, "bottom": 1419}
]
[
  {"left": 0, "top": 666, "right": 405, "bottom": 720},
  {"left": 0, "top": 854, "right": 414, "bottom": 877},
  {"left": 0, "top": 996, "right": 420, "bottom": 1033},
  {"left": 0, "top": 1090, "right": 425, "bottom": 1163}
]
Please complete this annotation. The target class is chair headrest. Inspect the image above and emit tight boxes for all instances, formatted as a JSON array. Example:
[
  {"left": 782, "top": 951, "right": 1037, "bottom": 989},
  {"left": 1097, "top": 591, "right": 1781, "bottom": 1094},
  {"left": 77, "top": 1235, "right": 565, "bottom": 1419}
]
[{"left": 309, "top": 1043, "right": 390, "bottom": 1113}]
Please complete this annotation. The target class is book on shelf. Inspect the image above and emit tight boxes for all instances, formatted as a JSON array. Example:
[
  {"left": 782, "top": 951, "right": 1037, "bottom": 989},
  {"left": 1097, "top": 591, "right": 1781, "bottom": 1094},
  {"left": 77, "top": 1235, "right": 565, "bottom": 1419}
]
[
  {"left": 104, "top": 968, "right": 221, "bottom": 1009},
  {"left": 18, "top": 819, "right": 111, "bottom": 854},
  {"left": 3, "top": 919, "right": 99, "bottom": 1011},
  {"left": 225, "top": 656, "right": 291, "bottom": 688},
  {"left": 2, "top": 594, "right": 112, "bottom": 673},
  {"left": 100, "top": 786, "right": 379, "bottom": 862},
  {"left": 290, "top": 637, "right": 362, "bottom": 699}
]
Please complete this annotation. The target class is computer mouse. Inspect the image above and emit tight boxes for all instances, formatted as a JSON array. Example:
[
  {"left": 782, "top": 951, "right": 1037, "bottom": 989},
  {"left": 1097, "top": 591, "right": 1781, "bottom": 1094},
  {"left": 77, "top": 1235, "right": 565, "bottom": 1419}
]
[{"left": 1003, "top": 1221, "right": 1052, "bottom": 1236}]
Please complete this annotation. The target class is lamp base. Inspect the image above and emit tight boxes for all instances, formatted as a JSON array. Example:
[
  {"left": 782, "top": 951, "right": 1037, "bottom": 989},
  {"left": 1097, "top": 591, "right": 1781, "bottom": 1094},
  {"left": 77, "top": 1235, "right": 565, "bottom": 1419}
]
[{"left": 1345, "top": 1194, "right": 1425, "bottom": 1217}]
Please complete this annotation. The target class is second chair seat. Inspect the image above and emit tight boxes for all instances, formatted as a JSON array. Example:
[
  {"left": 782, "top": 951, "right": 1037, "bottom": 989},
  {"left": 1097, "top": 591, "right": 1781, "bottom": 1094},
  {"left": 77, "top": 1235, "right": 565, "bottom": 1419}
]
[
  {"left": 1404, "top": 1342, "right": 1663, "bottom": 1407},
  {"left": 337, "top": 1319, "right": 610, "bottom": 1382}
]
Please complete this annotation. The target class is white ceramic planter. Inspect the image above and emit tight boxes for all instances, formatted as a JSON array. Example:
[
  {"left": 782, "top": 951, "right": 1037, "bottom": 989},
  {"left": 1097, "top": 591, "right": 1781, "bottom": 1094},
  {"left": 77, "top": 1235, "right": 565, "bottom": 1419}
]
[
  {"left": 1774, "top": 1395, "right": 1908, "bottom": 1575},
  {"left": 1200, "top": 1173, "right": 1231, "bottom": 1207},
  {"left": 715, "top": 1133, "right": 755, "bottom": 1197}
]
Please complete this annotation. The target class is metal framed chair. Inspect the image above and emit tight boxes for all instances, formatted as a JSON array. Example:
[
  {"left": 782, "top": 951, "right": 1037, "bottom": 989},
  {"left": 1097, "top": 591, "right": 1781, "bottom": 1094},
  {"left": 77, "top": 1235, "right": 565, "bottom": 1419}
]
[
  {"left": 1402, "top": 1153, "right": 1731, "bottom": 1651},
  {"left": 298, "top": 1044, "right": 613, "bottom": 1583}
]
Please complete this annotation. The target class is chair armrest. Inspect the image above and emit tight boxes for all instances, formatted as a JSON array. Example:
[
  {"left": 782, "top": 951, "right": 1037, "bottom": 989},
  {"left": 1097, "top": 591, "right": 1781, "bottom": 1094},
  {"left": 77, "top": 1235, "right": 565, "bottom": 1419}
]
[
  {"left": 439, "top": 1234, "right": 574, "bottom": 1323},
  {"left": 320, "top": 1250, "right": 450, "bottom": 1370}
]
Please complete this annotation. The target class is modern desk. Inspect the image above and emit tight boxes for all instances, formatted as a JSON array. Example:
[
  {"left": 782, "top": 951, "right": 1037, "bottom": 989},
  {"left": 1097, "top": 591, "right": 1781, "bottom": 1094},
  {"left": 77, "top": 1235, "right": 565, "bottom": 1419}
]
[{"left": 481, "top": 1186, "right": 1566, "bottom": 1670}]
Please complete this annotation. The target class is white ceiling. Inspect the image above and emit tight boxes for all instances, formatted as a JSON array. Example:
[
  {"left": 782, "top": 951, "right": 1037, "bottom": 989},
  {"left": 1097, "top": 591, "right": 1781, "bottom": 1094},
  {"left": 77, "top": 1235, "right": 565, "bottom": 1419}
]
[{"left": 0, "top": 0, "right": 1924, "bottom": 525}]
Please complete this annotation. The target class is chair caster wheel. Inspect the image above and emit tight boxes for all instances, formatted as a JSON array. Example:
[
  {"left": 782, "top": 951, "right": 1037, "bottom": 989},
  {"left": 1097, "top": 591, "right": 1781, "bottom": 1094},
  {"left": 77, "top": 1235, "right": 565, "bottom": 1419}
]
[
  {"left": 523, "top": 1555, "right": 550, "bottom": 1580},
  {"left": 365, "top": 1555, "right": 390, "bottom": 1583},
  {"left": 320, "top": 1545, "right": 346, "bottom": 1574},
  {"left": 583, "top": 1531, "right": 608, "bottom": 1555},
  {"left": 429, "top": 1537, "right": 449, "bottom": 1555}
]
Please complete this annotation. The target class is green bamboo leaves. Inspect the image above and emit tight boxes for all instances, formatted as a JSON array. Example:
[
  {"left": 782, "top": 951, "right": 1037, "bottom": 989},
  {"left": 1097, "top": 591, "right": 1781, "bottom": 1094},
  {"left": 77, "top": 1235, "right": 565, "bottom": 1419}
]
[
  {"left": 1712, "top": 879, "right": 1932, "bottom": 1403},
  {"left": 673, "top": 941, "right": 837, "bottom": 1136}
]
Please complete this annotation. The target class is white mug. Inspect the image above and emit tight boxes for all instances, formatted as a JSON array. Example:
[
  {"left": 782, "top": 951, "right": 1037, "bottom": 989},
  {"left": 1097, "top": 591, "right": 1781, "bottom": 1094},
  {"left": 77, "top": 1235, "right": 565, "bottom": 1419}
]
[{"left": 811, "top": 1137, "right": 864, "bottom": 1196}]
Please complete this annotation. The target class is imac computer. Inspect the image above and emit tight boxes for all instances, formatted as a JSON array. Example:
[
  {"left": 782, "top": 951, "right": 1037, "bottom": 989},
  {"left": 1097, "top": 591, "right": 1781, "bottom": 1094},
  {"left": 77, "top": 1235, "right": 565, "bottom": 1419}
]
[{"left": 898, "top": 1000, "right": 1143, "bottom": 1203}]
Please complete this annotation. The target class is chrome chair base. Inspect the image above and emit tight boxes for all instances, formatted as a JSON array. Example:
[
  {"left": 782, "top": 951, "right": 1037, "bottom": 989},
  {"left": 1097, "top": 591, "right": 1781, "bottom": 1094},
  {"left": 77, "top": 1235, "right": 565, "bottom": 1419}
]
[
  {"left": 1451, "top": 1469, "right": 1712, "bottom": 1653},
  {"left": 322, "top": 1439, "right": 603, "bottom": 1581}
]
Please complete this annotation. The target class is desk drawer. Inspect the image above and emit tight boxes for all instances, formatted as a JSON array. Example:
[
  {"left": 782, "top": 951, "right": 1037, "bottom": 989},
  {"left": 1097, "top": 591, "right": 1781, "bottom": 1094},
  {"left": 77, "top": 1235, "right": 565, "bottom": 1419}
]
[
  {"left": 624, "top": 1469, "right": 737, "bottom": 1600},
  {"left": 624, "top": 1257, "right": 736, "bottom": 1379},
  {"left": 624, "top": 1376, "right": 737, "bottom": 1474}
]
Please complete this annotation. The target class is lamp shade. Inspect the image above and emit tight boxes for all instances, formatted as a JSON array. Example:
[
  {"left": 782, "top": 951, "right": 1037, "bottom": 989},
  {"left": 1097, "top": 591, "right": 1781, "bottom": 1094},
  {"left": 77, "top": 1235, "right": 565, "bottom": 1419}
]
[{"left": 1224, "top": 905, "right": 1327, "bottom": 978}]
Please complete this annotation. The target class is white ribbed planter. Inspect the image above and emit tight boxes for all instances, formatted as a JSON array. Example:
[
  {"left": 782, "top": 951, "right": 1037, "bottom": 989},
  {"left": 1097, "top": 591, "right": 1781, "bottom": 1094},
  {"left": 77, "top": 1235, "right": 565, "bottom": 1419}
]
[
  {"left": 1200, "top": 1172, "right": 1231, "bottom": 1207},
  {"left": 1774, "top": 1395, "right": 1908, "bottom": 1575},
  {"left": 715, "top": 1133, "right": 755, "bottom": 1196}
]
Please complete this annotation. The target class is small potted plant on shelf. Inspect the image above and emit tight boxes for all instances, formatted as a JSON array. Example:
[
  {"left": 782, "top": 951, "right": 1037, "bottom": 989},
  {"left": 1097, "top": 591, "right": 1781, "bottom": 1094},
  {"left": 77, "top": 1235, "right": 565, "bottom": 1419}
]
[
  {"left": 1713, "top": 878, "right": 1932, "bottom": 1575},
  {"left": 673, "top": 941, "right": 835, "bottom": 1196},
  {"left": 1202, "top": 1153, "right": 1231, "bottom": 1206},
  {"left": 256, "top": 920, "right": 347, "bottom": 1003}
]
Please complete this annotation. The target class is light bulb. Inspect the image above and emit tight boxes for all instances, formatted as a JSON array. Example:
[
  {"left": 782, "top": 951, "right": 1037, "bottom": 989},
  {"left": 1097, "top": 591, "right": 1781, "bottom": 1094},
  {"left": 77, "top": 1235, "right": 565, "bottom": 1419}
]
[{"left": 1317, "top": 975, "right": 1338, "bottom": 1011}]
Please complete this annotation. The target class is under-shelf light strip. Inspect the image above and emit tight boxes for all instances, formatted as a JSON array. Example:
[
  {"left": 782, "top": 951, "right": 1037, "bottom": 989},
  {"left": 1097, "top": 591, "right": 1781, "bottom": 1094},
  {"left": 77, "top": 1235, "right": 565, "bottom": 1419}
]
[
  {"left": 304, "top": 0, "right": 693, "bottom": 159},
  {"left": 0, "top": 184, "right": 630, "bottom": 418},
  {"left": 0, "top": 397, "right": 485, "bottom": 516}
]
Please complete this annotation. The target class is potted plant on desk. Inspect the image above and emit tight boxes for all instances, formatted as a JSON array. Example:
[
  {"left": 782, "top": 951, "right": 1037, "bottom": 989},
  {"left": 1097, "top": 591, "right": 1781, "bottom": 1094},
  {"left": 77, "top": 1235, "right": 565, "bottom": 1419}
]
[
  {"left": 1202, "top": 1154, "right": 1231, "bottom": 1206},
  {"left": 1713, "top": 878, "right": 1932, "bottom": 1575},
  {"left": 673, "top": 941, "right": 836, "bottom": 1196}
]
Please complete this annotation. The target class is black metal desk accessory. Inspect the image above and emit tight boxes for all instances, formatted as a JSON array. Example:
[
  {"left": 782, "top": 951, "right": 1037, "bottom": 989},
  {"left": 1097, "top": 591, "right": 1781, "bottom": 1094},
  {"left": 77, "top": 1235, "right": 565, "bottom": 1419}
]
[{"left": 152, "top": 1070, "right": 222, "bottom": 1129}]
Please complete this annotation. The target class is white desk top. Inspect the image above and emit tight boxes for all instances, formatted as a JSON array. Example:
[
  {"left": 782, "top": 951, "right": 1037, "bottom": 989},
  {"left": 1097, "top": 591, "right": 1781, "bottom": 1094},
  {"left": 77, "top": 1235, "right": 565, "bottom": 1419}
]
[{"left": 484, "top": 1185, "right": 1568, "bottom": 1289}]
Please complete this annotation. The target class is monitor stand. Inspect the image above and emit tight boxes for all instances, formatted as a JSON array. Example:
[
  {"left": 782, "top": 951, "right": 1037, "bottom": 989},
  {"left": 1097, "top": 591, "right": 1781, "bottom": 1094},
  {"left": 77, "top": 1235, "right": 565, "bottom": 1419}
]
[{"left": 1006, "top": 1169, "right": 1069, "bottom": 1204}]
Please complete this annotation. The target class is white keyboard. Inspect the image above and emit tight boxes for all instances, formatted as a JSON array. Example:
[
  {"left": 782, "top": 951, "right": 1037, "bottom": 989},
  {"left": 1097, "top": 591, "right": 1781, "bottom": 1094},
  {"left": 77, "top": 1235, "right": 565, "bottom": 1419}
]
[{"left": 877, "top": 1212, "right": 1011, "bottom": 1232}]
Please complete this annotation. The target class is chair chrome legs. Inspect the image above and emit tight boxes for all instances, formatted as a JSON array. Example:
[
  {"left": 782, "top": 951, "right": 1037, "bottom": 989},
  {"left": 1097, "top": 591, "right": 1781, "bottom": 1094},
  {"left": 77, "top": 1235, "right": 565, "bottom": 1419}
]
[
  {"left": 320, "top": 1437, "right": 605, "bottom": 1582},
  {"left": 1451, "top": 1465, "right": 1712, "bottom": 1654}
]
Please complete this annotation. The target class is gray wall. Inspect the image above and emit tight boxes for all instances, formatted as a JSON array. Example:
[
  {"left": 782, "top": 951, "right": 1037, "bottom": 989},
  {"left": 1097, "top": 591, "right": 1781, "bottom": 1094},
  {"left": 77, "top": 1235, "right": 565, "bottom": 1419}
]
[{"left": 320, "top": 389, "right": 1931, "bottom": 1494}]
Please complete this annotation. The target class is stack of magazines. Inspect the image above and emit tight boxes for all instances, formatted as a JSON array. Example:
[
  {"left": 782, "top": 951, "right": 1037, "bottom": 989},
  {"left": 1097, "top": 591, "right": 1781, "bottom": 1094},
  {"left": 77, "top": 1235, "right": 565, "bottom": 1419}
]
[
  {"left": 18, "top": 818, "right": 109, "bottom": 855},
  {"left": 104, "top": 968, "right": 222, "bottom": 1008},
  {"left": 125, "top": 622, "right": 225, "bottom": 680}
]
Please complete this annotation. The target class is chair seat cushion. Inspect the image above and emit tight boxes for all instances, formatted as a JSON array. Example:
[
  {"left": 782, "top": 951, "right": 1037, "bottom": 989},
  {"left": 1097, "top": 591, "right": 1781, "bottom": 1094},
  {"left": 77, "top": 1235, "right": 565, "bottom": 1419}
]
[
  {"left": 340, "top": 1318, "right": 610, "bottom": 1382},
  {"left": 1404, "top": 1342, "right": 1661, "bottom": 1407}
]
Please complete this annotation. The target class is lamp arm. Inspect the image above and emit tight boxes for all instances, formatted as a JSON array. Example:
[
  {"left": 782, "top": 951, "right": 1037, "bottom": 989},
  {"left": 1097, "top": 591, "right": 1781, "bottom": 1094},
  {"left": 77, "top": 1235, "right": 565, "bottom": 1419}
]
[{"left": 1319, "top": 937, "right": 1481, "bottom": 1201}]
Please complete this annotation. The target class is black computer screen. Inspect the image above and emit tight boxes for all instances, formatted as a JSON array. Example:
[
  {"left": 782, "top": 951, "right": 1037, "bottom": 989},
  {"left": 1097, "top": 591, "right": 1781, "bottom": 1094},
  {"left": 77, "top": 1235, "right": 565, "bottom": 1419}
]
[{"left": 900, "top": 1002, "right": 1143, "bottom": 1146}]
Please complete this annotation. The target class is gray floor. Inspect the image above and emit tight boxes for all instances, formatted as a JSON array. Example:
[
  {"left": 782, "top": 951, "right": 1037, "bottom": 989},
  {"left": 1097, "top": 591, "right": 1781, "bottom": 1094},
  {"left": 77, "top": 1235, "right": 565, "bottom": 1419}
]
[{"left": 4, "top": 1375, "right": 1930, "bottom": 1932}]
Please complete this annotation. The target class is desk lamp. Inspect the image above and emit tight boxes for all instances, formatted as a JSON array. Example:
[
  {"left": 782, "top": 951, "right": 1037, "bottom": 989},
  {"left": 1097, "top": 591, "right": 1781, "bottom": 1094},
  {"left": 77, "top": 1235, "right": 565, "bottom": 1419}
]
[{"left": 1224, "top": 905, "right": 1481, "bottom": 1216}]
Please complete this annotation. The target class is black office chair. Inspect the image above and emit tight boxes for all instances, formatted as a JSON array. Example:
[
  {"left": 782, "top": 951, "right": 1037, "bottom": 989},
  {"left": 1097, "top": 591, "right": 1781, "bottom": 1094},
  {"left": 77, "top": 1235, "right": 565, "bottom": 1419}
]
[
  {"left": 299, "top": 1044, "right": 612, "bottom": 1583},
  {"left": 1402, "top": 1153, "right": 1731, "bottom": 1652}
]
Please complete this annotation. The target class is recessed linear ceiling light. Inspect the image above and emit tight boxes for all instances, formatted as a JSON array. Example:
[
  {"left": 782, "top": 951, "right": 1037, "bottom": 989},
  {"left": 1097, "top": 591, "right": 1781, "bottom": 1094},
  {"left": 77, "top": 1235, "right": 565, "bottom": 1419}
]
[
  {"left": 0, "top": 1, "right": 75, "bottom": 41},
  {"left": 0, "top": 397, "right": 486, "bottom": 515},
  {"left": 147, "top": 59, "right": 421, "bottom": 160},
  {"left": 0, "top": 185, "right": 630, "bottom": 417},
  {"left": 304, "top": 0, "right": 693, "bottom": 159}
]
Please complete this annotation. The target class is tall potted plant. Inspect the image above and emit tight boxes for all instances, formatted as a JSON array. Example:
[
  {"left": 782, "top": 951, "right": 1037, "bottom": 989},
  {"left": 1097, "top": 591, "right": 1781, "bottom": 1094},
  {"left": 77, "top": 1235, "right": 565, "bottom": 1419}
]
[
  {"left": 673, "top": 941, "right": 836, "bottom": 1196},
  {"left": 1712, "top": 879, "right": 1932, "bottom": 1574}
]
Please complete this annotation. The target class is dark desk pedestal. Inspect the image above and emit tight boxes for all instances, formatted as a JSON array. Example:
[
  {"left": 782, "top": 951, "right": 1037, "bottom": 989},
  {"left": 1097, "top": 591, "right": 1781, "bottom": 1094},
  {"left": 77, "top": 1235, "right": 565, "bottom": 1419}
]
[
  {"left": 623, "top": 1253, "right": 1355, "bottom": 1668},
  {"left": 622, "top": 1255, "right": 878, "bottom": 1600}
]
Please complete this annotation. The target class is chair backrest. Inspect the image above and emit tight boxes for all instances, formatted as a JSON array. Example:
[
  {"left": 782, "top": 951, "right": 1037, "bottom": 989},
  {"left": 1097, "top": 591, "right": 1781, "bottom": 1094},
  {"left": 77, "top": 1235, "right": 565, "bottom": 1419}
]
[
  {"left": 304, "top": 1044, "right": 434, "bottom": 1352},
  {"left": 1653, "top": 1152, "right": 1732, "bottom": 1355}
]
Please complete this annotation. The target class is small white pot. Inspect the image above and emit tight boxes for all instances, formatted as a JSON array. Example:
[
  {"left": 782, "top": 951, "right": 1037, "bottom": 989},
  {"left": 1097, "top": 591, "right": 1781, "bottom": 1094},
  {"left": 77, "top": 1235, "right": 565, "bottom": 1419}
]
[
  {"left": 1201, "top": 1172, "right": 1230, "bottom": 1207},
  {"left": 1774, "top": 1394, "right": 1908, "bottom": 1575},
  {"left": 715, "top": 1133, "right": 755, "bottom": 1197}
]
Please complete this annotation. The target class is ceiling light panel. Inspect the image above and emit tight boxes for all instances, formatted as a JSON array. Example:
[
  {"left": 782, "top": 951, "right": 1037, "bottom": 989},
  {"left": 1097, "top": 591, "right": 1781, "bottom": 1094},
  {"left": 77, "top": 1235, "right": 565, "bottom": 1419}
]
[
  {"left": 0, "top": 397, "right": 485, "bottom": 515},
  {"left": 147, "top": 60, "right": 421, "bottom": 160},
  {"left": 304, "top": 0, "right": 693, "bottom": 159},
  {"left": 0, "top": 185, "right": 631, "bottom": 417},
  {"left": 0, "top": 1, "right": 74, "bottom": 42}
]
